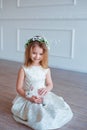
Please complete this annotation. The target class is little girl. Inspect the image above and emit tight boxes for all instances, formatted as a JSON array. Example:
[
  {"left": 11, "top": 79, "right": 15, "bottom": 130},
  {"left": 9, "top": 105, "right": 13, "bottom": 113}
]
[{"left": 11, "top": 36, "right": 73, "bottom": 130}]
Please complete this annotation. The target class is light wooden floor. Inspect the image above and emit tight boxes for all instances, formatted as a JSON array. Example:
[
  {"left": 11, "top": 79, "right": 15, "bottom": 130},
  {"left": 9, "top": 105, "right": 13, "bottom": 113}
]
[{"left": 0, "top": 59, "right": 87, "bottom": 130}]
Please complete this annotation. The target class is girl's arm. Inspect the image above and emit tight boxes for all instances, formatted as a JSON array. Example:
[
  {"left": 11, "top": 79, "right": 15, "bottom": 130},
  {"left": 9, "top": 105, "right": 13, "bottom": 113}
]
[
  {"left": 38, "top": 68, "right": 53, "bottom": 96},
  {"left": 16, "top": 67, "right": 25, "bottom": 98},
  {"left": 45, "top": 68, "right": 53, "bottom": 91}
]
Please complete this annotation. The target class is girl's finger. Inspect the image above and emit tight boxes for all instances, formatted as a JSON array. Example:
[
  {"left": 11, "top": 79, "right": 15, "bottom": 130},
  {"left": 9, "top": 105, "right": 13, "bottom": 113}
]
[
  {"left": 38, "top": 88, "right": 45, "bottom": 94},
  {"left": 38, "top": 88, "right": 47, "bottom": 96},
  {"left": 35, "top": 99, "right": 42, "bottom": 104}
]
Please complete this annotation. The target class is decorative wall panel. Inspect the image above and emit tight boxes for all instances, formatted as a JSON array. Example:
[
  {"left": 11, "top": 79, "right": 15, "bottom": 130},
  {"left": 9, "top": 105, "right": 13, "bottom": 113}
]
[{"left": 17, "top": 28, "right": 75, "bottom": 59}]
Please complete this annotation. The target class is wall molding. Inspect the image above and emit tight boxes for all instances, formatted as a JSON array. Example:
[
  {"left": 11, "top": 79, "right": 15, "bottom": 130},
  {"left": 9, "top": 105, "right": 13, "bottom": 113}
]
[
  {"left": 0, "top": 0, "right": 3, "bottom": 9},
  {"left": 71, "top": 29, "right": 75, "bottom": 59},
  {"left": 0, "top": 27, "right": 3, "bottom": 51},
  {"left": 17, "top": 29, "right": 20, "bottom": 52},
  {"left": 0, "top": 17, "right": 87, "bottom": 20},
  {"left": 17, "top": 0, "right": 76, "bottom": 8}
]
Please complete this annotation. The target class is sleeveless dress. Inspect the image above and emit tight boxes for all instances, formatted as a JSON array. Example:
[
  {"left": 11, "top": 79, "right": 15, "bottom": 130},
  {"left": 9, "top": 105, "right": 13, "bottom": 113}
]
[{"left": 11, "top": 65, "right": 73, "bottom": 130}]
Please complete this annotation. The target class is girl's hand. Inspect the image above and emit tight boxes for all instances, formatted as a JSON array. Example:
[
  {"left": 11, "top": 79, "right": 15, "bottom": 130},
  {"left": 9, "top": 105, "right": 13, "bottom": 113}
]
[
  {"left": 38, "top": 88, "right": 49, "bottom": 96},
  {"left": 27, "top": 96, "right": 43, "bottom": 104}
]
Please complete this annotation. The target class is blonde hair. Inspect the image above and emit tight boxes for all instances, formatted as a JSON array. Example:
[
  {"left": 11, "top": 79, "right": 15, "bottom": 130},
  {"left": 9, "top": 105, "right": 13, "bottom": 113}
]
[{"left": 24, "top": 41, "right": 48, "bottom": 68}]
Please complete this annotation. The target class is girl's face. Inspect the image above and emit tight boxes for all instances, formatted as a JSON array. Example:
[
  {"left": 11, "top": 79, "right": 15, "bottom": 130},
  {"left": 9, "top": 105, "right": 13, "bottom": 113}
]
[{"left": 31, "top": 45, "right": 43, "bottom": 65}]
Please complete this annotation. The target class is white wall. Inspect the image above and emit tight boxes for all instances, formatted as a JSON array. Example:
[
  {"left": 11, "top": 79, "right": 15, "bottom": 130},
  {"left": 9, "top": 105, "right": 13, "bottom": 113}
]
[{"left": 0, "top": 0, "right": 87, "bottom": 73}]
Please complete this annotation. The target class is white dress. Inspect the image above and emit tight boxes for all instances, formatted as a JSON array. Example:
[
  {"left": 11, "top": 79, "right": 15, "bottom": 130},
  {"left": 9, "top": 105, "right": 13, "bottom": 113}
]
[{"left": 11, "top": 65, "right": 73, "bottom": 130}]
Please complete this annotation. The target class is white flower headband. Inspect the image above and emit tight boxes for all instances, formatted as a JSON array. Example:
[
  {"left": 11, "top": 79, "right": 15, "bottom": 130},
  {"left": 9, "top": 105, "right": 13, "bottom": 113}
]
[{"left": 25, "top": 36, "right": 50, "bottom": 50}]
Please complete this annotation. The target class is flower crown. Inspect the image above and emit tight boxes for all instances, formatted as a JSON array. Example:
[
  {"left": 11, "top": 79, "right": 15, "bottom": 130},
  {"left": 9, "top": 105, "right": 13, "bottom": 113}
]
[{"left": 25, "top": 36, "right": 50, "bottom": 49}]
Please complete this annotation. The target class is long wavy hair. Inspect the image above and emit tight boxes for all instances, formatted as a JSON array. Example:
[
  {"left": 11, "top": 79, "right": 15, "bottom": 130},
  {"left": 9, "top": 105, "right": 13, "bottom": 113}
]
[{"left": 24, "top": 41, "right": 48, "bottom": 68}]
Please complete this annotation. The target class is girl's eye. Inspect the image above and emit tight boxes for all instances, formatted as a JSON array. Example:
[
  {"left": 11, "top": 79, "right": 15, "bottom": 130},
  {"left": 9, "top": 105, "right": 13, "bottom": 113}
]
[
  {"left": 33, "top": 52, "right": 36, "bottom": 54},
  {"left": 32, "top": 52, "right": 43, "bottom": 55}
]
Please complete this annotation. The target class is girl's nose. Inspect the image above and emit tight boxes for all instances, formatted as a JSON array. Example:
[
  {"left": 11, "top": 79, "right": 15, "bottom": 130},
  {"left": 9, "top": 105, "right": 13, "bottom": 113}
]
[{"left": 36, "top": 54, "right": 40, "bottom": 59}]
